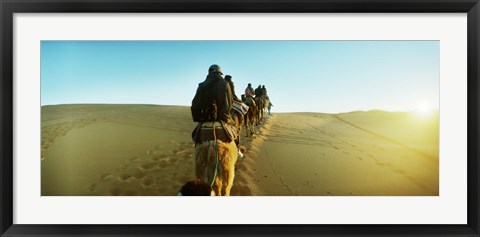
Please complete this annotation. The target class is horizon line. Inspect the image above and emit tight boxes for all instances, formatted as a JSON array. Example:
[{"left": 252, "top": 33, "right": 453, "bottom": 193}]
[{"left": 40, "top": 103, "right": 440, "bottom": 115}]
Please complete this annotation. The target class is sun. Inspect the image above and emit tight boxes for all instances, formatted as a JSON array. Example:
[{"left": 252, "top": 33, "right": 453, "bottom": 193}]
[{"left": 414, "top": 102, "right": 433, "bottom": 117}]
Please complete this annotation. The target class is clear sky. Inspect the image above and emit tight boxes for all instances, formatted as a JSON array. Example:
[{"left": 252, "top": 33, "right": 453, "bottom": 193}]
[{"left": 41, "top": 41, "right": 439, "bottom": 113}]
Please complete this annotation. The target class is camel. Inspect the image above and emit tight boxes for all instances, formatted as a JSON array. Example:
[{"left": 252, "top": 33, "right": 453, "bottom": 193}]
[
  {"left": 193, "top": 104, "right": 245, "bottom": 196},
  {"left": 262, "top": 96, "right": 270, "bottom": 117},
  {"left": 244, "top": 97, "right": 257, "bottom": 136},
  {"left": 231, "top": 101, "right": 248, "bottom": 157},
  {"left": 231, "top": 101, "right": 246, "bottom": 139},
  {"left": 194, "top": 129, "right": 237, "bottom": 196},
  {"left": 255, "top": 96, "right": 264, "bottom": 125}
]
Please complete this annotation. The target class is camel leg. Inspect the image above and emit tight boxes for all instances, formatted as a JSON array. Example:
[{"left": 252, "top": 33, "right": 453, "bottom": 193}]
[
  {"left": 250, "top": 111, "right": 258, "bottom": 135},
  {"left": 245, "top": 115, "right": 249, "bottom": 137},
  {"left": 222, "top": 143, "right": 237, "bottom": 196},
  {"left": 213, "top": 179, "right": 222, "bottom": 196},
  {"left": 223, "top": 167, "right": 235, "bottom": 196}
]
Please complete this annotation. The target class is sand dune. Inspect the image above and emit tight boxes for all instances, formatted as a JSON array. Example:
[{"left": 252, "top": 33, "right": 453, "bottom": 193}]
[
  {"left": 41, "top": 104, "right": 438, "bottom": 196},
  {"left": 248, "top": 112, "right": 438, "bottom": 196}
]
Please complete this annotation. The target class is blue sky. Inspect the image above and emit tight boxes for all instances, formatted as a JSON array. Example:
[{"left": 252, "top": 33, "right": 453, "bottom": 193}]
[{"left": 41, "top": 41, "right": 439, "bottom": 113}]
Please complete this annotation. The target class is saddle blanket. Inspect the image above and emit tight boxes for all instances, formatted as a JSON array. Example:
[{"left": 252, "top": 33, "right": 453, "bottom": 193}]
[{"left": 233, "top": 101, "right": 249, "bottom": 116}]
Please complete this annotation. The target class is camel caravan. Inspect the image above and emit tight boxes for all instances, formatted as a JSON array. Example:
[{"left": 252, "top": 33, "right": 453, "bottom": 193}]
[
  {"left": 177, "top": 64, "right": 272, "bottom": 196},
  {"left": 243, "top": 83, "right": 271, "bottom": 136}
]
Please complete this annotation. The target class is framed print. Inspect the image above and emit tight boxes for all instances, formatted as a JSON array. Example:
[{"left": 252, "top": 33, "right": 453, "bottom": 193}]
[{"left": 1, "top": 0, "right": 479, "bottom": 236}]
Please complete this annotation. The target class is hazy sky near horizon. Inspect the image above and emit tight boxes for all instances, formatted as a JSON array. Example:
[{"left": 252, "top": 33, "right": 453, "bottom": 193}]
[{"left": 41, "top": 41, "right": 439, "bottom": 113}]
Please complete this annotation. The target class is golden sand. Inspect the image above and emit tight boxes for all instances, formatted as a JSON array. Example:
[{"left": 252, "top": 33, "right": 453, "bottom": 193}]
[{"left": 41, "top": 104, "right": 438, "bottom": 196}]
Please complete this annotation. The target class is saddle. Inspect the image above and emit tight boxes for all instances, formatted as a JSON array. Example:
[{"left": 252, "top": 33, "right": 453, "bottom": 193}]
[{"left": 192, "top": 121, "right": 237, "bottom": 144}]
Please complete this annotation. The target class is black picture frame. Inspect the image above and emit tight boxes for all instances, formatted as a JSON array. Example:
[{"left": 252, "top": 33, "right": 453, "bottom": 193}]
[{"left": 1, "top": 0, "right": 479, "bottom": 236}]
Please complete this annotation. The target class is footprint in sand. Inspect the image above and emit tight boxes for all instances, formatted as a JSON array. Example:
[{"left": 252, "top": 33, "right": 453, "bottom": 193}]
[
  {"left": 140, "top": 162, "right": 156, "bottom": 170},
  {"left": 154, "top": 154, "right": 169, "bottom": 160},
  {"left": 101, "top": 173, "right": 114, "bottom": 181},
  {"left": 89, "top": 184, "right": 97, "bottom": 192},
  {"left": 141, "top": 176, "right": 155, "bottom": 188},
  {"left": 158, "top": 162, "right": 168, "bottom": 169},
  {"left": 156, "top": 174, "right": 168, "bottom": 181},
  {"left": 118, "top": 173, "right": 133, "bottom": 181},
  {"left": 130, "top": 157, "right": 140, "bottom": 162},
  {"left": 133, "top": 169, "right": 147, "bottom": 179},
  {"left": 160, "top": 157, "right": 175, "bottom": 164},
  {"left": 174, "top": 150, "right": 186, "bottom": 156},
  {"left": 182, "top": 152, "right": 193, "bottom": 159},
  {"left": 109, "top": 187, "right": 122, "bottom": 196}
]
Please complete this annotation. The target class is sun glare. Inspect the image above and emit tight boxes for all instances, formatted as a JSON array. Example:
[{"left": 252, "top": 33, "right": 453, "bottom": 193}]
[{"left": 414, "top": 102, "right": 433, "bottom": 117}]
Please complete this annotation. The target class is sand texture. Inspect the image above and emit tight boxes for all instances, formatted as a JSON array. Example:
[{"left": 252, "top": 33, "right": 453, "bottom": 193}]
[{"left": 41, "top": 104, "right": 438, "bottom": 196}]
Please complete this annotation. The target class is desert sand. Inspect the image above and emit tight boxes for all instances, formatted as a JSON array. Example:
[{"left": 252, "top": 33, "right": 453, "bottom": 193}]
[{"left": 41, "top": 104, "right": 438, "bottom": 196}]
